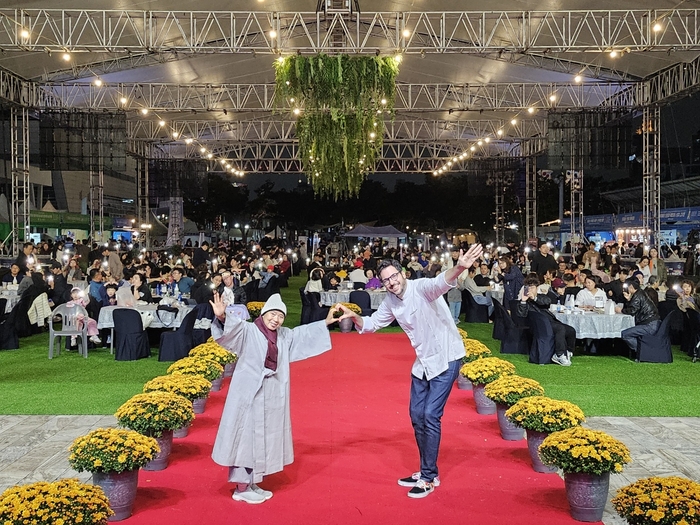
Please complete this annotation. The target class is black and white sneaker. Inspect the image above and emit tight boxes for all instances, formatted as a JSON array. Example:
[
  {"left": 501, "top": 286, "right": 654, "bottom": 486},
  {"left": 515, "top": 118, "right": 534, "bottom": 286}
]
[
  {"left": 397, "top": 472, "right": 441, "bottom": 487},
  {"left": 407, "top": 479, "right": 434, "bottom": 499}
]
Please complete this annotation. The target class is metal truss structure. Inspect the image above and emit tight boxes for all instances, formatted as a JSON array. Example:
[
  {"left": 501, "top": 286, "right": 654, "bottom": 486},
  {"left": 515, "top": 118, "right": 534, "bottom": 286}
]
[
  {"left": 524, "top": 156, "right": 537, "bottom": 241},
  {"left": 41, "top": 81, "right": 638, "bottom": 112},
  {"left": 89, "top": 142, "right": 105, "bottom": 243},
  {"left": 10, "top": 106, "right": 29, "bottom": 256},
  {"left": 125, "top": 118, "right": 547, "bottom": 144},
  {"left": 643, "top": 105, "right": 661, "bottom": 247},
  {"left": 3, "top": 9, "right": 700, "bottom": 54}
]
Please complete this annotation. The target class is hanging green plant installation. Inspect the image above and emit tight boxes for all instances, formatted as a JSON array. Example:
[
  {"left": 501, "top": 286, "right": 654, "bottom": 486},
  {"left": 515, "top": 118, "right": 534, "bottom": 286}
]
[{"left": 274, "top": 54, "right": 400, "bottom": 199}]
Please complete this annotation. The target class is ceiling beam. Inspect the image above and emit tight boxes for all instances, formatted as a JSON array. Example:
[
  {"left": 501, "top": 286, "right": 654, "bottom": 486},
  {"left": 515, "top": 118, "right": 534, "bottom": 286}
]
[
  {"left": 39, "top": 81, "right": 637, "bottom": 112},
  {"left": 2, "top": 9, "right": 699, "bottom": 54},
  {"left": 125, "top": 118, "right": 547, "bottom": 143}
]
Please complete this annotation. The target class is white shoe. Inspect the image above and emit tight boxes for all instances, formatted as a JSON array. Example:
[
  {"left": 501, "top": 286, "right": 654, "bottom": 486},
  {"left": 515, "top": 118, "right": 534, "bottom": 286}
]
[
  {"left": 251, "top": 484, "right": 273, "bottom": 500},
  {"left": 552, "top": 353, "right": 571, "bottom": 366},
  {"left": 232, "top": 487, "right": 267, "bottom": 504},
  {"left": 89, "top": 335, "right": 101, "bottom": 344}
]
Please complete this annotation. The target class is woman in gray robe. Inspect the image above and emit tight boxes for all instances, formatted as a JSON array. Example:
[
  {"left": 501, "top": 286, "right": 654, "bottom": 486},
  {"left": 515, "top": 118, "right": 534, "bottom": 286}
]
[{"left": 210, "top": 292, "right": 339, "bottom": 504}]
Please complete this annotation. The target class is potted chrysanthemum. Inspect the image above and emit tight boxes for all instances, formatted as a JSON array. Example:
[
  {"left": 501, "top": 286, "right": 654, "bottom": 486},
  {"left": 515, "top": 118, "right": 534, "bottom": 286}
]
[
  {"left": 0, "top": 479, "right": 113, "bottom": 524},
  {"left": 167, "top": 355, "right": 225, "bottom": 391},
  {"left": 68, "top": 428, "right": 160, "bottom": 521},
  {"left": 143, "top": 374, "right": 212, "bottom": 435},
  {"left": 612, "top": 476, "right": 700, "bottom": 525},
  {"left": 540, "top": 426, "right": 631, "bottom": 522},
  {"left": 333, "top": 302, "right": 362, "bottom": 332},
  {"left": 505, "top": 396, "right": 586, "bottom": 473},
  {"left": 455, "top": 335, "right": 492, "bottom": 390},
  {"left": 246, "top": 301, "right": 265, "bottom": 318},
  {"left": 115, "top": 391, "right": 194, "bottom": 471},
  {"left": 484, "top": 375, "right": 545, "bottom": 441},
  {"left": 190, "top": 341, "right": 238, "bottom": 378},
  {"left": 459, "top": 357, "right": 515, "bottom": 414}
]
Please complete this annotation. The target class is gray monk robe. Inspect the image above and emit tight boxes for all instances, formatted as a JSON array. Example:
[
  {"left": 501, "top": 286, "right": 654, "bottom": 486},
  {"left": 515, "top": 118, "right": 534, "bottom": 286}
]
[{"left": 211, "top": 313, "right": 332, "bottom": 483}]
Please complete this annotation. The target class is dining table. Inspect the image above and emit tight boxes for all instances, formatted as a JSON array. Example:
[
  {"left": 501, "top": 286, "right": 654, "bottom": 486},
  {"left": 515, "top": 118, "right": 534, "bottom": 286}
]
[
  {"left": 97, "top": 304, "right": 195, "bottom": 330},
  {"left": 552, "top": 309, "right": 635, "bottom": 339},
  {"left": 320, "top": 289, "right": 387, "bottom": 310}
]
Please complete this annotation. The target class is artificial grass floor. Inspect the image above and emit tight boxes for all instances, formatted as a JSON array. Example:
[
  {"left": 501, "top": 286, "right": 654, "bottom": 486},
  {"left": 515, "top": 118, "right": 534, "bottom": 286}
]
[{"left": 0, "top": 274, "right": 698, "bottom": 417}]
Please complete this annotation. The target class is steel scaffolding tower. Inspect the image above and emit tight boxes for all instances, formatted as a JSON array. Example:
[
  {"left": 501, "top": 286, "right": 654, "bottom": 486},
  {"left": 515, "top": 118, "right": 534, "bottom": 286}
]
[
  {"left": 643, "top": 105, "right": 661, "bottom": 247},
  {"left": 10, "top": 106, "right": 30, "bottom": 256},
  {"left": 570, "top": 169, "right": 584, "bottom": 244},
  {"left": 166, "top": 197, "right": 183, "bottom": 247},
  {"left": 525, "top": 155, "right": 537, "bottom": 241},
  {"left": 89, "top": 140, "right": 105, "bottom": 243}
]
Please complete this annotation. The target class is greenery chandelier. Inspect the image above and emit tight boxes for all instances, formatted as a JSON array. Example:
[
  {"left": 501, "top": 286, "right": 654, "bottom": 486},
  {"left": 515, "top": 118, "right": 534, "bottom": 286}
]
[{"left": 274, "top": 54, "right": 400, "bottom": 200}]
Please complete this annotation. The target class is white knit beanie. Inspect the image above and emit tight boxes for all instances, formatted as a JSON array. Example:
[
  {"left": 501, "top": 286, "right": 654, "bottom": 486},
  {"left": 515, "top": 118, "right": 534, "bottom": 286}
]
[{"left": 260, "top": 293, "right": 287, "bottom": 316}]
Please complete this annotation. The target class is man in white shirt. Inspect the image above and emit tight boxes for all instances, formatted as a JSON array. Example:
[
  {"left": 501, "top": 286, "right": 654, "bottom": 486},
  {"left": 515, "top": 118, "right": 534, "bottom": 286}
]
[{"left": 338, "top": 243, "right": 483, "bottom": 499}]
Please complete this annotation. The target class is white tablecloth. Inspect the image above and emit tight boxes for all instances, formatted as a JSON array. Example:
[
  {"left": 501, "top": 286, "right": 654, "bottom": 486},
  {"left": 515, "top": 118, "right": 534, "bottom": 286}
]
[
  {"left": 552, "top": 311, "right": 635, "bottom": 339},
  {"left": 320, "top": 290, "right": 387, "bottom": 310},
  {"left": 97, "top": 304, "right": 194, "bottom": 329},
  {"left": 0, "top": 291, "right": 19, "bottom": 313}
]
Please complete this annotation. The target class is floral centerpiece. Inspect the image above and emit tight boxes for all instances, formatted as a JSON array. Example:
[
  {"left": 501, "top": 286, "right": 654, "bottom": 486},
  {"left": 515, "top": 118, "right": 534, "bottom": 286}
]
[
  {"left": 0, "top": 479, "right": 113, "bottom": 524},
  {"left": 539, "top": 426, "right": 631, "bottom": 475},
  {"left": 69, "top": 428, "right": 160, "bottom": 473},
  {"left": 115, "top": 391, "right": 194, "bottom": 437},
  {"left": 189, "top": 342, "right": 238, "bottom": 367},
  {"left": 143, "top": 374, "right": 212, "bottom": 402},
  {"left": 505, "top": 396, "right": 585, "bottom": 432},
  {"left": 333, "top": 302, "right": 362, "bottom": 317},
  {"left": 461, "top": 338, "right": 492, "bottom": 363},
  {"left": 246, "top": 301, "right": 265, "bottom": 317},
  {"left": 612, "top": 476, "right": 700, "bottom": 525},
  {"left": 460, "top": 357, "right": 514, "bottom": 385},
  {"left": 167, "top": 356, "right": 224, "bottom": 382},
  {"left": 484, "top": 375, "right": 545, "bottom": 406}
]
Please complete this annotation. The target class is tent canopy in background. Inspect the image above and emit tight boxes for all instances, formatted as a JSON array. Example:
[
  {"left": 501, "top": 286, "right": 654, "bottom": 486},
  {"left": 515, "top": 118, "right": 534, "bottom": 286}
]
[{"left": 342, "top": 225, "right": 406, "bottom": 238}]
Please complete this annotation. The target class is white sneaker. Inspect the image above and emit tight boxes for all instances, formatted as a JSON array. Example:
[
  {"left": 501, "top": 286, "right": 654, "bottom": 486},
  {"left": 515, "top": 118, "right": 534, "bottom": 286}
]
[
  {"left": 552, "top": 354, "right": 571, "bottom": 366},
  {"left": 89, "top": 335, "right": 101, "bottom": 344},
  {"left": 251, "top": 484, "right": 273, "bottom": 500},
  {"left": 397, "top": 472, "right": 441, "bottom": 487},
  {"left": 232, "top": 487, "right": 267, "bottom": 504}
]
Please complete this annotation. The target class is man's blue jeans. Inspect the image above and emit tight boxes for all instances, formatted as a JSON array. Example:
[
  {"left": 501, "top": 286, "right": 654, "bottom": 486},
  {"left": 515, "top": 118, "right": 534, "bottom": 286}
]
[
  {"left": 448, "top": 301, "right": 461, "bottom": 323},
  {"left": 409, "top": 359, "right": 460, "bottom": 483}
]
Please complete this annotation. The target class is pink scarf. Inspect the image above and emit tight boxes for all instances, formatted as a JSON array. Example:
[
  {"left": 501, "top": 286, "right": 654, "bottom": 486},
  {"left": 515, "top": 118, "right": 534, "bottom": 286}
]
[{"left": 254, "top": 316, "right": 279, "bottom": 371}]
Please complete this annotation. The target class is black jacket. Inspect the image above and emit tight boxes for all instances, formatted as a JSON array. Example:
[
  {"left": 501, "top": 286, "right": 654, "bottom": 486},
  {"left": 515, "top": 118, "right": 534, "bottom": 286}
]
[
  {"left": 516, "top": 293, "right": 553, "bottom": 318},
  {"left": 621, "top": 289, "right": 659, "bottom": 325},
  {"left": 530, "top": 251, "right": 558, "bottom": 277}
]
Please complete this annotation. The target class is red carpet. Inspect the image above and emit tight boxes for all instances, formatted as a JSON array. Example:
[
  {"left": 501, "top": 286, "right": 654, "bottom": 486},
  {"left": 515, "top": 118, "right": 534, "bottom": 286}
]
[{"left": 128, "top": 333, "right": 595, "bottom": 525}]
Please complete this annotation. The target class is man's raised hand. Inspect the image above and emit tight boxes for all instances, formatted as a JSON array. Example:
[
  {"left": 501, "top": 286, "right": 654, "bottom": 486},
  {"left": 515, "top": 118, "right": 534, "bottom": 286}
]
[
  {"left": 458, "top": 243, "right": 484, "bottom": 269},
  {"left": 209, "top": 291, "right": 226, "bottom": 321}
]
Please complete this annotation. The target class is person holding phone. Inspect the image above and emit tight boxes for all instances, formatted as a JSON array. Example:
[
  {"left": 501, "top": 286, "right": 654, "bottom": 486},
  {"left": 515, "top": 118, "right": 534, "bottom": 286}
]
[{"left": 616, "top": 278, "right": 660, "bottom": 360}]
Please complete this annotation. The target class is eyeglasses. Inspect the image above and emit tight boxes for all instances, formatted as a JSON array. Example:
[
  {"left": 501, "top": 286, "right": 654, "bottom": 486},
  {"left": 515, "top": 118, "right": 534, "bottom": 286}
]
[{"left": 381, "top": 272, "right": 401, "bottom": 286}]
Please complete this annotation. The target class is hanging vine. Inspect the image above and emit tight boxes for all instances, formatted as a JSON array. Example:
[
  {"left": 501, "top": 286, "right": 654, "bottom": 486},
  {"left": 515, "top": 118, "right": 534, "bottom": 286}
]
[{"left": 274, "top": 54, "right": 400, "bottom": 200}]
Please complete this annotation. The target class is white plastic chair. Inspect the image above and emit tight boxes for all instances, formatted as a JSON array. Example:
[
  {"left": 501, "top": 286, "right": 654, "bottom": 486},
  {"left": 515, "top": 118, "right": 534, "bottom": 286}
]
[{"left": 49, "top": 303, "right": 89, "bottom": 358}]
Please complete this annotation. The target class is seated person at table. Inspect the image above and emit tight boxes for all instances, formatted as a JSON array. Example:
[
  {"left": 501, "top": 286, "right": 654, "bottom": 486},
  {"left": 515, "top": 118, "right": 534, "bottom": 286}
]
[
  {"left": 104, "top": 283, "right": 119, "bottom": 306},
  {"left": 463, "top": 266, "right": 494, "bottom": 316},
  {"left": 616, "top": 278, "right": 660, "bottom": 360},
  {"left": 48, "top": 261, "right": 70, "bottom": 307},
  {"left": 364, "top": 269, "right": 382, "bottom": 290},
  {"left": 64, "top": 257, "right": 84, "bottom": 283},
  {"left": 516, "top": 276, "right": 575, "bottom": 366},
  {"left": 88, "top": 269, "right": 109, "bottom": 306},
  {"left": 555, "top": 259, "right": 569, "bottom": 280},
  {"left": 575, "top": 274, "right": 606, "bottom": 310},
  {"left": 473, "top": 263, "right": 492, "bottom": 287},
  {"left": 547, "top": 278, "right": 567, "bottom": 305},
  {"left": 636, "top": 256, "right": 651, "bottom": 285},
  {"left": 323, "top": 272, "right": 340, "bottom": 291},
  {"left": 66, "top": 287, "right": 102, "bottom": 345},
  {"left": 645, "top": 276, "right": 660, "bottom": 307},
  {"left": 131, "top": 272, "right": 152, "bottom": 303},
  {"left": 676, "top": 279, "right": 698, "bottom": 312},
  {"left": 304, "top": 268, "right": 324, "bottom": 294},
  {"left": 194, "top": 271, "right": 221, "bottom": 305},
  {"left": 259, "top": 266, "right": 278, "bottom": 288},
  {"left": 562, "top": 273, "right": 580, "bottom": 301},
  {"left": 2, "top": 263, "right": 24, "bottom": 285},
  {"left": 171, "top": 267, "right": 195, "bottom": 295},
  {"left": 348, "top": 265, "right": 367, "bottom": 285},
  {"left": 220, "top": 270, "right": 247, "bottom": 306},
  {"left": 605, "top": 267, "right": 630, "bottom": 304}
]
